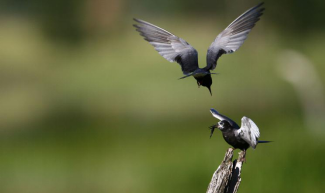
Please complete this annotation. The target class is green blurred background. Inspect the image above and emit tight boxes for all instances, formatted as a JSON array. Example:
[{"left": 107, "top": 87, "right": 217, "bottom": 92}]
[{"left": 1, "top": 0, "right": 325, "bottom": 192}]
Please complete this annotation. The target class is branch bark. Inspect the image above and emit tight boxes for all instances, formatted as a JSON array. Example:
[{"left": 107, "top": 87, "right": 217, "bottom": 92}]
[{"left": 206, "top": 148, "right": 244, "bottom": 193}]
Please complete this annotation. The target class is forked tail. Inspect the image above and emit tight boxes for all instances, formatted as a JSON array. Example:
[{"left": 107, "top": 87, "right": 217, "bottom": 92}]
[{"left": 258, "top": 140, "right": 272, "bottom": 143}]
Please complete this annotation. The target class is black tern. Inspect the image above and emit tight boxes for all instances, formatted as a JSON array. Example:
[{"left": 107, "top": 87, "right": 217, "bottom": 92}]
[
  {"left": 209, "top": 108, "right": 270, "bottom": 161},
  {"left": 134, "top": 3, "right": 265, "bottom": 95}
]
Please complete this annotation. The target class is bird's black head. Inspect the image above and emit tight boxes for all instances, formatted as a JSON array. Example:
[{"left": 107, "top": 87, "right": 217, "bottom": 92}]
[
  {"left": 217, "top": 120, "right": 232, "bottom": 132},
  {"left": 196, "top": 74, "right": 212, "bottom": 95}
]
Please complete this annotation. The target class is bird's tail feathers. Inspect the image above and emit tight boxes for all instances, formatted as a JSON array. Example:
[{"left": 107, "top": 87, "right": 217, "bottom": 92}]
[{"left": 258, "top": 140, "right": 272, "bottom": 143}]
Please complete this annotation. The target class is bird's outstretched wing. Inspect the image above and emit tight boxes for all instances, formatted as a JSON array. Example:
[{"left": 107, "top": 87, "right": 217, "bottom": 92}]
[
  {"left": 205, "top": 3, "right": 265, "bottom": 71},
  {"left": 134, "top": 18, "right": 199, "bottom": 75},
  {"left": 237, "top": 117, "right": 260, "bottom": 149},
  {"left": 210, "top": 109, "right": 240, "bottom": 129}
]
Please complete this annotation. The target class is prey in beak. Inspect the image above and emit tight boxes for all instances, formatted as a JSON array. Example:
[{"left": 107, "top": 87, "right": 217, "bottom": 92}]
[{"left": 209, "top": 125, "right": 217, "bottom": 138}]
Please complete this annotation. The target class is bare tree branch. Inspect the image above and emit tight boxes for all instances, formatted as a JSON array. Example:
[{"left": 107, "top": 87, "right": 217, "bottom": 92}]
[{"left": 207, "top": 148, "right": 245, "bottom": 193}]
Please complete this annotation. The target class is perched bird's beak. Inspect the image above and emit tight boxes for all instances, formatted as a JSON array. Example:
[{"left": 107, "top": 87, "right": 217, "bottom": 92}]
[
  {"left": 208, "top": 86, "right": 212, "bottom": 96},
  {"left": 209, "top": 125, "right": 217, "bottom": 138},
  {"left": 217, "top": 124, "right": 221, "bottom": 129}
]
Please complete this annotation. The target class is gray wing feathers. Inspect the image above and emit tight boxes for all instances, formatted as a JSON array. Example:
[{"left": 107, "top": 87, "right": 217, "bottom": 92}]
[
  {"left": 206, "top": 3, "right": 265, "bottom": 71},
  {"left": 210, "top": 109, "right": 240, "bottom": 129},
  {"left": 238, "top": 117, "right": 260, "bottom": 149},
  {"left": 134, "top": 18, "right": 199, "bottom": 74}
]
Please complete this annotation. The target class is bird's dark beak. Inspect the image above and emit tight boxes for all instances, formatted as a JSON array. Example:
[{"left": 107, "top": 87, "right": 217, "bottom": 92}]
[
  {"left": 208, "top": 86, "right": 212, "bottom": 96},
  {"left": 209, "top": 125, "right": 216, "bottom": 138}
]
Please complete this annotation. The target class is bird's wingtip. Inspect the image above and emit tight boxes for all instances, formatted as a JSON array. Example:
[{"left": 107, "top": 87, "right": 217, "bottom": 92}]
[
  {"left": 255, "top": 2, "right": 265, "bottom": 8},
  {"left": 210, "top": 108, "right": 218, "bottom": 114},
  {"left": 133, "top": 18, "right": 145, "bottom": 24},
  {"left": 178, "top": 73, "right": 192, "bottom": 80}
]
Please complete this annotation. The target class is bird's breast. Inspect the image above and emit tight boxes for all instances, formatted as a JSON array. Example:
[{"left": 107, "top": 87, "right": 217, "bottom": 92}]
[{"left": 222, "top": 131, "right": 249, "bottom": 150}]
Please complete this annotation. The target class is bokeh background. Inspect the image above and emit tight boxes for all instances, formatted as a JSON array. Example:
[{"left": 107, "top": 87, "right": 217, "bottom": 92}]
[{"left": 1, "top": 0, "right": 325, "bottom": 192}]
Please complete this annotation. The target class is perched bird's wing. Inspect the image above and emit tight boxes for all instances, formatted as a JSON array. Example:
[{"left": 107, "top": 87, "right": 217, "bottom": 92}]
[
  {"left": 134, "top": 18, "right": 199, "bottom": 75},
  {"left": 210, "top": 109, "right": 240, "bottom": 129},
  {"left": 205, "top": 3, "right": 265, "bottom": 71},
  {"left": 237, "top": 117, "right": 260, "bottom": 149}
]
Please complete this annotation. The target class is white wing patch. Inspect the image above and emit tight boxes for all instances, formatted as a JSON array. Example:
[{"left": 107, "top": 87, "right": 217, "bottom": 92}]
[{"left": 237, "top": 117, "right": 260, "bottom": 149}]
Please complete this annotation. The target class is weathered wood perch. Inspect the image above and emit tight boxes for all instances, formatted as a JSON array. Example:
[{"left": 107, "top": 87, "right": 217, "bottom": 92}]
[{"left": 206, "top": 148, "right": 245, "bottom": 193}]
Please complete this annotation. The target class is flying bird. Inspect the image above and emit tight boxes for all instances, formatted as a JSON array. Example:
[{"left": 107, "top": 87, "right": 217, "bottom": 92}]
[
  {"left": 209, "top": 108, "right": 270, "bottom": 161},
  {"left": 133, "top": 3, "right": 265, "bottom": 95}
]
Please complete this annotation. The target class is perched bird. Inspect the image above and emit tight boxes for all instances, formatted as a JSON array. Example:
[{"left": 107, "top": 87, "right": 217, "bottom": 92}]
[
  {"left": 209, "top": 108, "right": 270, "bottom": 161},
  {"left": 133, "top": 3, "right": 265, "bottom": 95}
]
